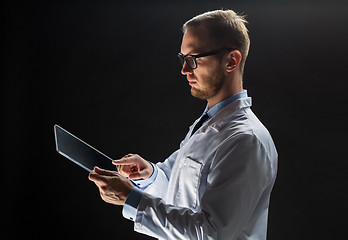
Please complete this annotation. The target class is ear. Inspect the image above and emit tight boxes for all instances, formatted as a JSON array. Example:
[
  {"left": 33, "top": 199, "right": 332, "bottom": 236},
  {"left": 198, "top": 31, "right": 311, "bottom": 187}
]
[{"left": 226, "top": 50, "right": 242, "bottom": 72}]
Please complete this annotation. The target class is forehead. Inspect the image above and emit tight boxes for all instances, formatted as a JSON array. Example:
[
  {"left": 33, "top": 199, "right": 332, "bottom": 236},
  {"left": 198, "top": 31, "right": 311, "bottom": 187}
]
[{"left": 181, "top": 27, "right": 213, "bottom": 54}]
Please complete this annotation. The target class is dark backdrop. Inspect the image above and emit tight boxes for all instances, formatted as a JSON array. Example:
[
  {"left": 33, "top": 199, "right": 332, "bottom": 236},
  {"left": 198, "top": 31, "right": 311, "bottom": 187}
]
[{"left": 3, "top": 0, "right": 347, "bottom": 239}]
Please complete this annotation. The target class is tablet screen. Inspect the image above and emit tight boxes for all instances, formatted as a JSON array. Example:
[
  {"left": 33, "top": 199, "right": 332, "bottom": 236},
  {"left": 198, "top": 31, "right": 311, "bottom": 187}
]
[{"left": 54, "top": 125, "right": 117, "bottom": 173}]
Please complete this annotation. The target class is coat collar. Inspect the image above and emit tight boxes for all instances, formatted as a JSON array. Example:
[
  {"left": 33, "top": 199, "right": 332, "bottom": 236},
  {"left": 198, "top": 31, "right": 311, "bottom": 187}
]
[{"left": 203, "top": 97, "right": 252, "bottom": 132}]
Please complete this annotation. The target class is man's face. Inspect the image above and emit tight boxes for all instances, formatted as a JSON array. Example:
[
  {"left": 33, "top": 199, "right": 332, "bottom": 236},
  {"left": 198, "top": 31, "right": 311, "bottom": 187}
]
[{"left": 180, "top": 28, "right": 226, "bottom": 101}]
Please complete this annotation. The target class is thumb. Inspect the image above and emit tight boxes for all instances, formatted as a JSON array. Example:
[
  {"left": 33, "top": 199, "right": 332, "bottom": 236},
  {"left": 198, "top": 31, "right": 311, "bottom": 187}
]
[
  {"left": 94, "top": 166, "right": 117, "bottom": 176},
  {"left": 128, "top": 169, "right": 147, "bottom": 180}
]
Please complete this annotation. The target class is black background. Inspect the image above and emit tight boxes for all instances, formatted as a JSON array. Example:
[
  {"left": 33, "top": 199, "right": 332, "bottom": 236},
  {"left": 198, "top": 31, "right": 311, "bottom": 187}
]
[{"left": 3, "top": 0, "right": 347, "bottom": 239}]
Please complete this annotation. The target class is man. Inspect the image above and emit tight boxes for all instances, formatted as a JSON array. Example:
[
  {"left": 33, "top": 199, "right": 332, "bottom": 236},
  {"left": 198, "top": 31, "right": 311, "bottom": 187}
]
[{"left": 89, "top": 9, "right": 278, "bottom": 240}]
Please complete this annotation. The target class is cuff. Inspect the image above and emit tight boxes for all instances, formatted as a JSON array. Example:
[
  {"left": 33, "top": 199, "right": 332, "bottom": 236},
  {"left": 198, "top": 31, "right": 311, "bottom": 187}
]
[{"left": 122, "top": 187, "right": 144, "bottom": 221}]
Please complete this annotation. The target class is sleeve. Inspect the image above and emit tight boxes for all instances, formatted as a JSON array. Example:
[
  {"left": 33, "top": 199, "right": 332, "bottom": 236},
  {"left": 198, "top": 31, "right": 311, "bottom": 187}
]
[
  {"left": 132, "top": 162, "right": 158, "bottom": 190},
  {"left": 132, "top": 134, "right": 274, "bottom": 240},
  {"left": 122, "top": 187, "right": 144, "bottom": 221}
]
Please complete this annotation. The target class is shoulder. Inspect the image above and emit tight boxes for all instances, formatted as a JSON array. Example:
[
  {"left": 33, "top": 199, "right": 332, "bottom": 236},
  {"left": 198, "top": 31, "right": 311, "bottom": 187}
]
[
  {"left": 212, "top": 108, "right": 277, "bottom": 163},
  {"left": 220, "top": 106, "right": 274, "bottom": 148}
]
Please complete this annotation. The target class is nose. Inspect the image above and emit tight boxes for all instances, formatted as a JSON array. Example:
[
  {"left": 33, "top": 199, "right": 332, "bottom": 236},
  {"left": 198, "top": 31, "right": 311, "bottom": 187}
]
[{"left": 181, "top": 61, "right": 193, "bottom": 75}]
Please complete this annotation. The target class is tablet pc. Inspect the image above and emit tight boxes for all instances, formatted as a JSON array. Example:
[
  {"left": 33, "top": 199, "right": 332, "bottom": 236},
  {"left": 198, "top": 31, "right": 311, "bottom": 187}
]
[{"left": 54, "top": 124, "right": 117, "bottom": 173}]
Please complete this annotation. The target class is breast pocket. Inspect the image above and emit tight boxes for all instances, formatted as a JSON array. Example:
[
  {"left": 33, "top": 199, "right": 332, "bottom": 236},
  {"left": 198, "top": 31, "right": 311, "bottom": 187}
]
[{"left": 177, "top": 157, "right": 203, "bottom": 209}]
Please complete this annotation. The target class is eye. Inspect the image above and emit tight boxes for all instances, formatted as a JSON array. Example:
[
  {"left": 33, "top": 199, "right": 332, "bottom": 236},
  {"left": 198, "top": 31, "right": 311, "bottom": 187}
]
[{"left": 185, "top": 56, "right": 196, "bottom": 68}]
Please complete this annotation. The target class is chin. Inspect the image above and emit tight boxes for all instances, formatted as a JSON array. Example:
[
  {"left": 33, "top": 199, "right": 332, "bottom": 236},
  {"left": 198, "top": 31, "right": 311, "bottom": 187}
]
[{"left": 191, "top": 87, "right": 210, "bottom": 100}]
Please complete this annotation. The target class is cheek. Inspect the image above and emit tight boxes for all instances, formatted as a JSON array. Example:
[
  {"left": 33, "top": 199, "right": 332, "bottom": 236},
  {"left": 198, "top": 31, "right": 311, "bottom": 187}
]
[
  {"left": 194, "top": 68, "right": 213, "bottom": 85},
  {"left": 194, "top": 60, "right": 221, "bottom": 80}
]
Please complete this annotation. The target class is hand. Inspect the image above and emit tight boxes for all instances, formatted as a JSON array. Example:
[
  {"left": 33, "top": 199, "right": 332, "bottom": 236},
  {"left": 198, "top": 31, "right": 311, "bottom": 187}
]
[
  {"left": 88, "top": 166, "right": 134, "bottom": 205},
  {"left": 113, "top": 154, "right": 153, "bottom": 180}
]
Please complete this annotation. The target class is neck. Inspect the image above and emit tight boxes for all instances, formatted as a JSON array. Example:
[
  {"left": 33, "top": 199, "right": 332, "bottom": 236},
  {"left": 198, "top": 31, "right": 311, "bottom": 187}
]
[{"left": 207, "top": 75, "right": 243, "bottom": 109}]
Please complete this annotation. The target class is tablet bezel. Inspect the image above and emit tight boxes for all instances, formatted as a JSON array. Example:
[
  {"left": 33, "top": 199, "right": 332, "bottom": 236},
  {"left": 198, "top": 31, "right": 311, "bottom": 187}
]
[{"left": 54, "top": 124, "right": 117, "bottom": 173}]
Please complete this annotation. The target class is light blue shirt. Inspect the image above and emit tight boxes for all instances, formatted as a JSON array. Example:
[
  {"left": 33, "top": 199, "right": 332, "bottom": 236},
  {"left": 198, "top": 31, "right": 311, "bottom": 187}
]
[{"left": 122, "top": 90, "right": 248, "bottom": 221}]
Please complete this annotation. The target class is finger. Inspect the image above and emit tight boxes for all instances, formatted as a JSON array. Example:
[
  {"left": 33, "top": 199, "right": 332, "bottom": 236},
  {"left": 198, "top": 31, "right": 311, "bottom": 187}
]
[
  {"left": 112, "top": 159, "right": 124, "bottom": 165},
  {"left": 88, "top": 172, "right": 107, "bottom": 184},
  {"left": 112, "top": 158, "right": 134, "bottom": 165},
  {"left": 94, "top": 166, "right": 117, "bottom": 176},
  {"left": 117, "top": 165, "right": 128, "bottom": 174}
]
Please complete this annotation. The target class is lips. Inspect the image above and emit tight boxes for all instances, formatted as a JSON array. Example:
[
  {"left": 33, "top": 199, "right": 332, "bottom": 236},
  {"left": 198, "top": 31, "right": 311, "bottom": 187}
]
[{"left": 188, "top": 79, "right": 197, "bottom": 85}]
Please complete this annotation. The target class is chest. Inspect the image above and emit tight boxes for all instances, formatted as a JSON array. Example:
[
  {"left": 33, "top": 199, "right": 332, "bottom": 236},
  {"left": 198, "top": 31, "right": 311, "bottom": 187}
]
[{"left": 165, "top": 127, "right": 225, "bottom": 210}]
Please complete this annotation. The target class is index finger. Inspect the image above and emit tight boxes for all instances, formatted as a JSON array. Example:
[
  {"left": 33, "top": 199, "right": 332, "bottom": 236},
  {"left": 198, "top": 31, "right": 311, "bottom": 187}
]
[{"left": 112, "top": 158, "right": 134, "bottom": 165}]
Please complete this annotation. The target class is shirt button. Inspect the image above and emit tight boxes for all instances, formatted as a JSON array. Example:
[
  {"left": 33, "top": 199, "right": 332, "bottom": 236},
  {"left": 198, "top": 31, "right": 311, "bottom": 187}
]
[{"left": 135, "top": 222, "right": 142, "bottom": 229}]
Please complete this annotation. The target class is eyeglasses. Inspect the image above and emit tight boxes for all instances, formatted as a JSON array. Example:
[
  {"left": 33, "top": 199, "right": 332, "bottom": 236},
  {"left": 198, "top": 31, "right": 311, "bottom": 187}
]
[{"left": 177, "top": 47, "right": 236, "bottom": 69}]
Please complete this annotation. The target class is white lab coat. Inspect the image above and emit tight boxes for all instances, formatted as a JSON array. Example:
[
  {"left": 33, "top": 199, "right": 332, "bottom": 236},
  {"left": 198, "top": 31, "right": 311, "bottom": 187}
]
[{"left": 133, "top": 97, "right": 278, "bottom": 240}]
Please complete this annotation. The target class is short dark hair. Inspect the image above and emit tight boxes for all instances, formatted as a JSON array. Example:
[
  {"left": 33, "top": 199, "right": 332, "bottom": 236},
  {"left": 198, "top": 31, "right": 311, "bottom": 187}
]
[{"left": 182, "top": 9, "right": 250, "bottom": 72}]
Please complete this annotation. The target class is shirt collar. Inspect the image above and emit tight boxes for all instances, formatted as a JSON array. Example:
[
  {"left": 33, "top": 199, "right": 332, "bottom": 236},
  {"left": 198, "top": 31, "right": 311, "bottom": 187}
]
[{"left": 204, "top": 90, "right": 248, "bottom": 119}]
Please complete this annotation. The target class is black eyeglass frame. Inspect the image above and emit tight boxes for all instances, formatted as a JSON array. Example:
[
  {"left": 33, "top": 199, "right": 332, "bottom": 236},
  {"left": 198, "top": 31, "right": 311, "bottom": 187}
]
[{"left": 178, "top": 47, "right": 237, "bottom": 69}]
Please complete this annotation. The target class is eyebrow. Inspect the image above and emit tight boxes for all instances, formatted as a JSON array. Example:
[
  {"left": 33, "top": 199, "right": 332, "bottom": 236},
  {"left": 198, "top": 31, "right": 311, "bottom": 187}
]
[{"left": 180, "top": 47, "right": 205, "bottom": 56}]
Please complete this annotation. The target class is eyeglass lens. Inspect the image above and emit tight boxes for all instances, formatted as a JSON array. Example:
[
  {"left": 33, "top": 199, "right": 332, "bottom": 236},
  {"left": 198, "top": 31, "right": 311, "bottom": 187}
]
[
  {"left": 185, "top": 56, "right": 196, "bottom": 69},
  {"left": 178, "top": 54, "right": 197, "bottom": 69}
]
